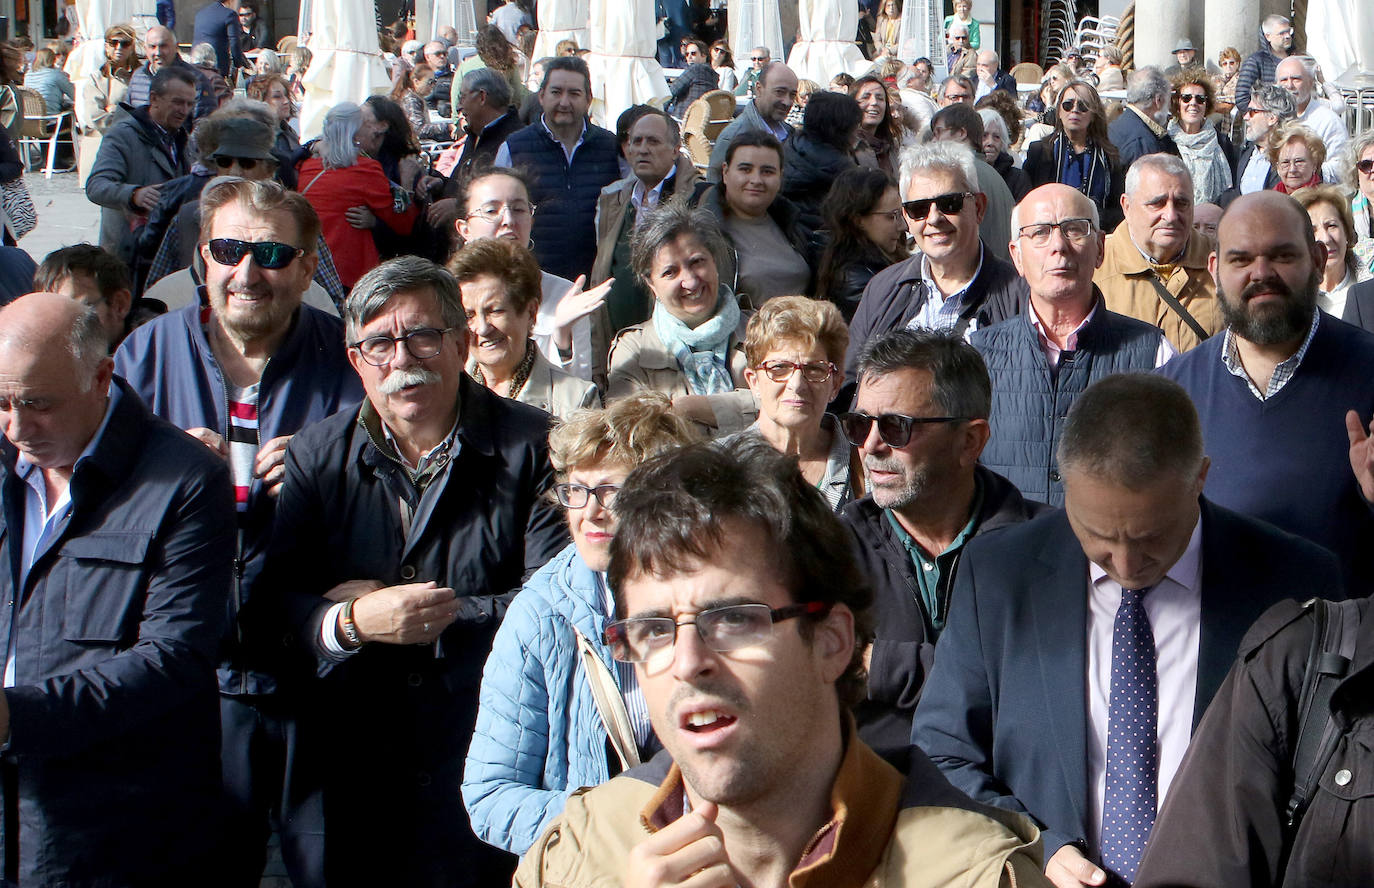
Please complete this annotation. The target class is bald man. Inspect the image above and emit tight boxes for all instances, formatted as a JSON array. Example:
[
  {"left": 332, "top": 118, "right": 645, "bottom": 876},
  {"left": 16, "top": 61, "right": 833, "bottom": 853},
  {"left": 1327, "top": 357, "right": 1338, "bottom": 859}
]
[
  {"left": 970, "top": 183, "right": 1172, "bottom": 505},
  {"left": 1274, "top": 55, "right": 1348, "bottom": 180},
  {"left": 126, "top": 25, "right": 217, "bottom": 121},
  {"left": 0, "top": 293, "right": 234, "bottom": 882}
]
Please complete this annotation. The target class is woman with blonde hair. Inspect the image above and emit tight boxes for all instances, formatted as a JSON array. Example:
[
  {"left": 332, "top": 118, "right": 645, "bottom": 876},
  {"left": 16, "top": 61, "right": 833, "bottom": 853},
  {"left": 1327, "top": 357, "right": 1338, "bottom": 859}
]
[
  {"left": 74, "top": 24, "right": 140, "bottom": 185},
  {"left": 1293, "top": 184, "right": 1370, "bottom": 317}
]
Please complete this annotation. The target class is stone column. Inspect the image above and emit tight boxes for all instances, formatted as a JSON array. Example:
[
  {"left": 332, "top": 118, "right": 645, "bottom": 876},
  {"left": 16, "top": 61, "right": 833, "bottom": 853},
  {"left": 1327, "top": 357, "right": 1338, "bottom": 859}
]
[{"left": 1133, "top": 0, "right": 1188, "bottom": 69}]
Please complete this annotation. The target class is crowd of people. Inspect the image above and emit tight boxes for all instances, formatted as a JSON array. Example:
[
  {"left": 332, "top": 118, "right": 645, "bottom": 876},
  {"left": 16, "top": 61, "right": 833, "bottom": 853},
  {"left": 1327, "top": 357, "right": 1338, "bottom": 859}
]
[{"left": 0, "top": 2, "right": 1373, "bottom": 886}]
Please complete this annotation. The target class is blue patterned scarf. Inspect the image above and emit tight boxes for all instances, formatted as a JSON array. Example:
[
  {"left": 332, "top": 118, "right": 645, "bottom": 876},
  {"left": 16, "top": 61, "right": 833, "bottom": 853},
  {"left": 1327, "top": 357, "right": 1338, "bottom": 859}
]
[{"left": 652, "top": 288, "right": 741, "bottom": 396}]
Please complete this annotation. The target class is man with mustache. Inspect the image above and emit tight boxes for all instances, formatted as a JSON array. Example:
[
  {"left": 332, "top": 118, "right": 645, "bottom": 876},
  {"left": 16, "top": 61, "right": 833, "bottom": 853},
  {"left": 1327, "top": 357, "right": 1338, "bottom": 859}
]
[
  {"left": 971, "top": 183, "right": 1173, "bottom": 506},
  {"left": 258, "top": 255, "right": 567, "bottom": 886},
  {"left": 113, "top": 178, "right": 361, "bottom": 887},
  {"left": 839, "top": 329, "right": 1047, "bottom": 766},
  {"left": 514, "top": 441, "right": 1053, "bottom": 888},
  {"left": 1161, "top": 190, "right": 1374, "bottom": 594},
  {"left": 1095, "top": 154, "right": 1223, "bottom": 353}
]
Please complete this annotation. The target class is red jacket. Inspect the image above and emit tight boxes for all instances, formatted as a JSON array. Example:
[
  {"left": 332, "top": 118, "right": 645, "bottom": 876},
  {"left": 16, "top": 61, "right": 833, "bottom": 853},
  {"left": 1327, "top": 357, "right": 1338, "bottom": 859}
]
[{"left": 297, "top": 155, "right": 418, "bottom": 288}]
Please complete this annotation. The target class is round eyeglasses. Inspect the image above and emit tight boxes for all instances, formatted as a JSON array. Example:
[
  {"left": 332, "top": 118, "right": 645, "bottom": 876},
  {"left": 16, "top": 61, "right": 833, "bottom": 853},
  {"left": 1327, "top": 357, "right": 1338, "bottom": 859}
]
[{"left": 604, "top": 601, "right": 831, "bottom": 664}]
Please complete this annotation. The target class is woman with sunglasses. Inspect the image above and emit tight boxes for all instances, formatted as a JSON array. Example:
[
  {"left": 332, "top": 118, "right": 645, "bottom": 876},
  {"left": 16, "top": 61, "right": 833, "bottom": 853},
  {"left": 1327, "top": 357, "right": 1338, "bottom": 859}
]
[
  {"left": 728, "top": 296, "right": 861, "bottom": 511},
  {"left": 75, "top": 24, "right": 140, "bottom": 186},
  {"left": 449, "top": 237, "right": 598, "bottom": 417},
  {"left": 1023, "top": 80, "right": 1125, "bottom": 230},
  {"left": 463, "top": 391, "right": 699, "bottom": 855},
  {"left": 608, "top": 202, "right": 759, "bottom": 436},
  {"left": 297, "top": 101, "right": 419, "bottom": 290},
  {"left": 1168, "top": 72, "right": 1236, "bottom": 204},
  {"left": 1344, "top": 132, "right": 1374, "bottom": 276},
  {"left": 815, "top": 166, "right": 906, "bottom": 322},
  {"left": 710, "top": 40, "right": 737, "bottom": 92}
]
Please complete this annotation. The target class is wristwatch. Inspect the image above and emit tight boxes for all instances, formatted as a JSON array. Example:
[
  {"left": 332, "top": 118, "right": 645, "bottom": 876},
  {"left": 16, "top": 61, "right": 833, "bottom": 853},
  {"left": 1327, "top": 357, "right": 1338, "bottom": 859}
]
[{"left": 340, "top": 598, "right": 362, "bottom": 649}]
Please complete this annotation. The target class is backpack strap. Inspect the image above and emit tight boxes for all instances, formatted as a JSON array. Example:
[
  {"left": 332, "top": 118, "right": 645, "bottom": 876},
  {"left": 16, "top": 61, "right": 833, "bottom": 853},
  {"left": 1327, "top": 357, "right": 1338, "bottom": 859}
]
[{"left": 1284, "top": 598, "right": 1360, "bottom": 833}]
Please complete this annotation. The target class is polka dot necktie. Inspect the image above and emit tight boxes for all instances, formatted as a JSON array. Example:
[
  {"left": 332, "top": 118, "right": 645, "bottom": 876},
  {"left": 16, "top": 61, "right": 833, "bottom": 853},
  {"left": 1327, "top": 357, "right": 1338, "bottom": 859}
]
[{"left": 1100, "top": 586, "right": 1157, "bottom": 886}]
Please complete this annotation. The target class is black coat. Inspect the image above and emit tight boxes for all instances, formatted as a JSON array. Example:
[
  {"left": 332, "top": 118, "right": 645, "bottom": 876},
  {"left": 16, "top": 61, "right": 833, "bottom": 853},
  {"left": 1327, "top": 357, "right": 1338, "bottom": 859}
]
[
  {"left": 842, "top": 465, "right": 1047, "bottom": 768},
  {"left": 258, "top": 376, "right": 568, "bottom": 886},
  {"left": 990, "top": 149, "right": 1032, "bottom": 201},
  {"left": 1106, "top": 105, "right": 1179, "bottom": 172},
  {"left": 0, "top": 380, "right": 233, "bottom": 883},
  {"left": 1343, "top": 278, "right": 1374, "bottom": 333},
  {"left": 1023, "top": 136, "right": 1127, "bottom": 230},
  {"left": 667, "top": 62, "right": 719, "bottom": 116},
  {"left": 782, "top": 132, "right": 858, "bottom": 231}
]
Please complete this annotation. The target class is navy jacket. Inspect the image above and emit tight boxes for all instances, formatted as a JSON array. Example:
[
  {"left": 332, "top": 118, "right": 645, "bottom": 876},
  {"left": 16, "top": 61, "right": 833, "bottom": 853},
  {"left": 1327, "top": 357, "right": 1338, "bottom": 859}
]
[
  {"left": 504, "top": 118, "right": 621, "bottom": 282},
  {"left": 257, "top": 375, "right": 568, "bottom": 885},
  {"left": 114, "top": 303, "right": 362, "bottom": 694},
  {"left": 0, "top": 379, "right": 234, "bottom": 883},
  {"left": 192, "top": 0, "right": 249, "bottom": 76},
  {"left": 1344, "top": 278, "right": 1374, "bottom": 333},
  {"left": 1107, "top": 106, "right": 1180, "bottom": 173},
  {"left": 911, "top": 500, "right": 1343, "bottom": 864}
]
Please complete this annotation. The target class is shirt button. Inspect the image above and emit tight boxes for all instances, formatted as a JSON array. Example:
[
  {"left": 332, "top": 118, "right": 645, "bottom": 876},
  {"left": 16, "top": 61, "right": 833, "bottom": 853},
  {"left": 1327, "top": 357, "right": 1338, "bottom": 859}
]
[
  {"left": 407, "top": 672, "right": 423, "bottom": 688},
  {"left": 1335, "top": 769, "right": 1352, "bottom": 786},
  {"left": 1050, "top": 470, "right": 1062, "bottom": 482},
  {"left": 923, "top": 563, "right": 934, "bottom": 572},
  {"left": 400, "top": 564, "right": 417, "bottom": 580}
]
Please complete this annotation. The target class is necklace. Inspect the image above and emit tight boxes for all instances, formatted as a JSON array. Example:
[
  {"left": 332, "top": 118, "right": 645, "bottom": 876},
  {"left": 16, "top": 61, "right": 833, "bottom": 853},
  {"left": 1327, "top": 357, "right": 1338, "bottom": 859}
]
[{"left": 473, "top": 339, "right": 538, "bottom": 400}]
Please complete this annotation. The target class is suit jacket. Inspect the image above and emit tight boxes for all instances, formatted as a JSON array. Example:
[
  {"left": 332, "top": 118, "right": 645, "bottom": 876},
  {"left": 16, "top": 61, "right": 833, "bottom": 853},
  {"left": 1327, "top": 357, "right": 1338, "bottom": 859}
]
[
  {"left": 192, "top": 0, "right": 249, "bottom": 76},
  {"left": 911, "top": 500, "right": 1342, "bottom": 862},
  {"left": 1342, "top": 278, "right": 1374, "bottom": 333}
]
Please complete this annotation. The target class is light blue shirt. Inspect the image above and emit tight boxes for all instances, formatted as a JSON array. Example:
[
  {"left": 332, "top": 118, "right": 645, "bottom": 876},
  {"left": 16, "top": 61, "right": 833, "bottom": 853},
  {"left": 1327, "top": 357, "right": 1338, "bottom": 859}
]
[{"left": 494, "top": 115, "right": 588, "bottom": 168}]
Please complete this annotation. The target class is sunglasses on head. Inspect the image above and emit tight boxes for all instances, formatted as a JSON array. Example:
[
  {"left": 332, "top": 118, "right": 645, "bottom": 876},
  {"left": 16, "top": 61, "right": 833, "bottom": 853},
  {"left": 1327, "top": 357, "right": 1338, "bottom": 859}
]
[
  {"left": 206, "top": 238, "right": 304, "bottom": 269},
  {"left": 212, "top": 155, "right": 264, "bottom": 170},
  {"left": 902, "top": 191, "right": 972, "bottom": 221},
  {"left": 839, "top": 411, "right": 968, "bottom": 447},
  {"left": 1178, "top": 93, "right": 1208, "bottom": 104},
  {"left": 1059, "top": 98, "right": 1091, "bottom": 113},
  {"left": 1358, "top": 159, "right": 1374, "bottom": 175}
]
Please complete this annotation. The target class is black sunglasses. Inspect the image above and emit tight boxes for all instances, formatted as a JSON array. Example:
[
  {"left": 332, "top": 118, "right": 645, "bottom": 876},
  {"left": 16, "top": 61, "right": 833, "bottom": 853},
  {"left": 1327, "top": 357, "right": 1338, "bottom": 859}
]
[
  {"left": 1358, "top": 159, "right": 1374, "bottom": 175},
  {"left": 1059, "top": 98, "right": 1091, "bottom": 113},
  {"left": 1178, "top": 93, "right": 1208, "bottom": 105},
  {"left": 839, "top": 411, "right": 968, "bottom": 447},
  {"left": 902, "top": 191, "right": 972, "bottom": 221},
  {"left": 212, "top": 155, "right": 263, "bottom": 170},
  {"left": 206, "top": 238, "right": 304, "bottom": 270},
  {"left": 106, "top": 38, "right": 133, "bottom": 47}
]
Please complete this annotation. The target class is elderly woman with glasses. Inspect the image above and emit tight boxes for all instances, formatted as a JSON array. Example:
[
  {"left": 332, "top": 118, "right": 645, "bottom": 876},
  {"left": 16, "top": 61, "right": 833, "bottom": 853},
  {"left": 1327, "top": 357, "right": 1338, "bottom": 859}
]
[
  {"left": 449, "top": 237, "right": 599, "bottom": 417},
  {"left": 462, "top": 392, "right": 699, "bottom": 855},
  {"left": 608, "top": 202, "right": 758, "bottom": 436},
  {"left": 1023, "top": 80, "right": 1125, "bottom": 230},
  {"left": 722, "top": 296, "right": 862, "bottom": 511},
  {"left": 297, "top": 101, "right": 419, "bottom": 290},
  {"left": 1268, "top": 123, "right": 1326, "bottom": 193},
  {"left": 1168, "top": 72, "right": 1236, "bottom": 204}
]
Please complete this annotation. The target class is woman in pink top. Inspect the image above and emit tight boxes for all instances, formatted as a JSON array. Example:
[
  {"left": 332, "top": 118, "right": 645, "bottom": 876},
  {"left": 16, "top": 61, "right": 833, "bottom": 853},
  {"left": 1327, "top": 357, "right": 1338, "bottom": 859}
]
[{"left": 296, "top": 101, "right": 419, "bottom": 289}]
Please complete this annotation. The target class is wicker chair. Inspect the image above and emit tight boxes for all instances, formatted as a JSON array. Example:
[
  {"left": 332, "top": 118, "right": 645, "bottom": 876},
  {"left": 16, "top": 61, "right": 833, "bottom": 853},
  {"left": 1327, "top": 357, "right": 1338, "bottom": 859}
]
[{"left": 682, "top": 89, "right": 737, "bottom": 173}]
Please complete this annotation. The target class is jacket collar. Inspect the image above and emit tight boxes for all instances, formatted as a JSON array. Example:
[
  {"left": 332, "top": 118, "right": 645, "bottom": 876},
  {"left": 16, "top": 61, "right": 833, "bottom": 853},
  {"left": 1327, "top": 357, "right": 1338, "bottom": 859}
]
[
  {"left": 358, "top": 373, "right": 497, "bottom": 472},
  {"left": 1105, "top": 222, "right": 1211, "bottom": 275},
  {"left": 639, "top": 719, "right": 903, "bottom": 887},
  {"left": 631, "top": 294, "right": 749, "bottom": 372}
]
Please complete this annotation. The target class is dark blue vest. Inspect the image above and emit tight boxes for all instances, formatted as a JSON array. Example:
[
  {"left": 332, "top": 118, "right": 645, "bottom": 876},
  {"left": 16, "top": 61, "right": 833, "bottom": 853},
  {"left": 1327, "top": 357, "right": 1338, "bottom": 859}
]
[
  {"left": 973, "top": 301, "right": 1161, "bottom": 505},
  {"left": 504, "top": 120, "right": 621, "bottom": 282}
]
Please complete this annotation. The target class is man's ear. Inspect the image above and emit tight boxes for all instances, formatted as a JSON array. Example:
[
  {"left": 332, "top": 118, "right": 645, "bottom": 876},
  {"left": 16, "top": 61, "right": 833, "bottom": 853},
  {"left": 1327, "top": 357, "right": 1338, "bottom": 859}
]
[{"left": 813, "top": 603, "right": 856, "bottom": 684}]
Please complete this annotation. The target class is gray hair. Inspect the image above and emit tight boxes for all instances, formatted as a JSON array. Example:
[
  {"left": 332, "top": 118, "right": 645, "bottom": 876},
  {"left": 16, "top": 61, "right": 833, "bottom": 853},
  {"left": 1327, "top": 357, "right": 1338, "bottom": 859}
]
[
  {"left": 856, "top": 329, "right": 991, "bottom": 419},
  {"left": 1250, "top": 82, "right": 1297, "bottom": 119},
  {"left": 978, "top": 108, "right": 1009, "bottom": 145},
  {"left": 344, "top": 256, "right": 465, "bottom": 342},
  {"left": 937, "top": 74, "right": 974, "bottom": 102},
  {"left": 1343, "top": 130, "right": 1374, "bottom": 191},
  {"left": 320, "top": 102, "right": 361, "bottom": 169},
  {"left": 189, "top": 42, "right": 217, "bottom": 67},
  {"left": 947, "top": 20, "right": 969, "bottom": 36},
  {"left": 1126, "top": 66, "right": 1170, "bottom": 107},
  {"left": 898, "top": 140, "right": 981, "bottom": 199},
  {"left": 70, "top": 306, "right": 108, "bottom": 386},
  {"left": 462, "top": 66, "right": 512, "bottom": 109},
  {"left": 630, "top": 202, "right": 730, "bottom": 288},
  {"left": 256, "top": 48, "right": 284, "bottom": 74},
  {"left": 1058, "top": 373, "right": 1204, "bottom": 486},
  {"left": 1262, "top": 14, "right": 1291, "bottom": 35},
  {"left": 1125, "top": 153, "right": 1194, "bottom": 197}
]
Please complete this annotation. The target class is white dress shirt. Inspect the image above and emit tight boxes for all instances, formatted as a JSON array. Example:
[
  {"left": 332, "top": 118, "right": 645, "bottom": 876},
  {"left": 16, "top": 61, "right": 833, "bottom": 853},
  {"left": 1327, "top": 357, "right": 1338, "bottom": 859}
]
[{"left": 1085, "top": 519, "right": 1203, "bottom": 857}]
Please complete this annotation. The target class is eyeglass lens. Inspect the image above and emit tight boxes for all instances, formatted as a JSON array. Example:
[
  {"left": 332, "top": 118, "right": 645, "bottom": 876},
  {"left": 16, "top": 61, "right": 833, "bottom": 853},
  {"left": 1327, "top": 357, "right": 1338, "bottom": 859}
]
[
  {"left": 902, "top": 191, "right": 968, "bottom": 221},
  {"left": 206, "top": 238, "right": 302, "bottom": 269}
]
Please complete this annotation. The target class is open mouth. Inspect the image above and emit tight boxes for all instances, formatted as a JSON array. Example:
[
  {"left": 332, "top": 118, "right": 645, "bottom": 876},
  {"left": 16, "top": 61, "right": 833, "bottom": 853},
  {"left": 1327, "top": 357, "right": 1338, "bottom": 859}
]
[{"left": 681, "top": 709, "right": 738, "bottom": 733}]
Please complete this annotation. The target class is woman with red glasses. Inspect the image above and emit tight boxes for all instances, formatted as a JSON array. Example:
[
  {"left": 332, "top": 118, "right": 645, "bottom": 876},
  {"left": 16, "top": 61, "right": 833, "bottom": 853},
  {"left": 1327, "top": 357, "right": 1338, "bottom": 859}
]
[
  {"left": 1168, "top": 72, "right": 1236, "bottom": 205},
  {"left": 1022, "top": 80, "right": 1125, "bottom": 229}
]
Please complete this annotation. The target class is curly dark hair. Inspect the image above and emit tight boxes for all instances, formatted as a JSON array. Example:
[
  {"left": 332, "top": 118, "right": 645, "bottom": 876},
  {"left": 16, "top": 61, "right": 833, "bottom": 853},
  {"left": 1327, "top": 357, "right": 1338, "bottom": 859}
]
[
  {"left": 1170, "top": 70, "right": 1218, "bottom": 118},
  {"left": 363, "top": 94, "right": 421, "bottom": 158},
  {"left": 475, "top": 23, "right": 517, "bottom": 72}
]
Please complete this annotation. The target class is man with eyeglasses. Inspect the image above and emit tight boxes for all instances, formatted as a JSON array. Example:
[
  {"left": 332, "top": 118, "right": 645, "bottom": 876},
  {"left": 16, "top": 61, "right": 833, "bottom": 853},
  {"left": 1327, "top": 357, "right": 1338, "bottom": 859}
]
[
  {"left": 259, "top": 254, "right": 566, "bottom": 886},
  {"left": 1230, "top": 83, "right": 1295, "bottom": 197},
  {"left": 970, "top": 183, "right": 1172, "bottom": 506},
  {"left": 936, "top": 74, "right": 975, "bottom": 107},
  {"left": 733, "top": 46, "right": 771, "bottom": 97},
  {"left": 1106, "top": 67, "right": 1179, "bottom": 175},
  {"left": 35, "top": 243, "right": 134, "bottom": 350},
  {"left": 708, "top": 60, "right": 799, "bottom": 184},
  {"left": 423, "top": 40, "right": 457, "bottom": 117},
  {"left": 1095, "top": 154, "right": 1223, "bottom": 353},
  {"left": 945, "top": 22, "right": 977, "bottom": 79},
  {"left": 839, "top": 330, "right": 1046, "bottom": 766},
  {"left": 514, "top": 441, "right": 1052, "bottom": 888},
  {"left": 1275, "top": 55, "right": 1348, "bottom": 181},
  {"left": 914, "top": 373, "right": 1334, "bottom": 888},
  {"left": 843, "top": 142, "right": 1026, "bottom": 401},
  {"left": 113, "top": 178, "right": 360, "bottom": 887},
  {"left": 1235, "top": 14, "right": 1295, "bottom": 115}
]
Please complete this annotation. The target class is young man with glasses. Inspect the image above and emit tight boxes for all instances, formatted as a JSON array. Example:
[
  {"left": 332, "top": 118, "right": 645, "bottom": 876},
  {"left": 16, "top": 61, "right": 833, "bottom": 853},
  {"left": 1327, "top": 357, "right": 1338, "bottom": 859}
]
[
  {"left": 514, "top": 440, "right": 1052, "bottom": 888},
  {"left": 113, "top": 178, "right": 361, "bottom": 888},
  {"left": 970, "top": 182, "right": 1172, "bottom": 506},
  {"left": 259, "top": 254, "right": 566, "bottom": 887},
  {"left": 839, "top": 329, "right": 1046, "bottom": 766},
  {"left": 842, "top": 142, "right": 1026, "bottom": 401}
]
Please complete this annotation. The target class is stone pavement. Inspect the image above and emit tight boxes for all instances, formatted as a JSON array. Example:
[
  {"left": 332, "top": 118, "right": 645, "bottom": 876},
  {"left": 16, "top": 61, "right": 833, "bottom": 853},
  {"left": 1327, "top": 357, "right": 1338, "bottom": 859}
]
[{"left": 17, "top": 169, "right": 102, "bottom": 264}]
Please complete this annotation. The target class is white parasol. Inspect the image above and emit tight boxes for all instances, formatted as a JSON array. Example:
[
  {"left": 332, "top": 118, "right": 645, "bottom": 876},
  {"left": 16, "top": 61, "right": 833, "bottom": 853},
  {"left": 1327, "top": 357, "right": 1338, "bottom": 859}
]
[
  {"left": 729, "top": 0, "right": 785, "bottom": 67},
  {"left": 531, "top": 0, "right": 591, "bottom": 60},
  {"left": 584, "top": 0, "right": 669, "bottom": 128},
  {"left": 297, "top": 0, "right": 392, "bottom": 141},
  {"left": 787, "top": 0, "right": 871, "bottom": 84}
]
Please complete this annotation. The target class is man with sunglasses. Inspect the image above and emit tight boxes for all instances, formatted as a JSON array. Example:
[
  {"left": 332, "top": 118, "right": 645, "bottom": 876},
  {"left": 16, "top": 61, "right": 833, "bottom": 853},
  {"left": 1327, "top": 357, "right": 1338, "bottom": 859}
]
[
  {"left": 514, "top": 441, "right": 1052, "bottom": 888},
  {"left": 928, "top": 104, "right": 1015, "bottom": 261},
  {"left": 914, "top": 373, "right": 1336, "bottom": 888},
  {"left": 114, "top": 179, "right": 361, "bottom": 887},
  {"left": 840, "top": 330, "right": 1046, "bottom": 767},
  {"left": 843, "top": 142, "right": 1026, "bottom": 401},
  {"left": 1229, "top": 83, "right": 1294, "bottom": 198},
  {"left": 259, "top": 255, "right": 566, "bottom": 886},
  {"left": 733, "top": 46, "right": 770, "bottom": 97},
  {"left": 1106, "top": 67, "right": 1179, "bottom": 175},
  {"left": 971, "top": 183, "right": 1172, "bottom": 506}
]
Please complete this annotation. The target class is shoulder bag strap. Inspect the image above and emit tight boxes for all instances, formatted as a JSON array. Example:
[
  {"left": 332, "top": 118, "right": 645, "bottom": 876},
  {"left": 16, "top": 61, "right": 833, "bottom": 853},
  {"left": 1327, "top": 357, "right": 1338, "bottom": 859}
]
[
  {"left": 1145, "top": 273, "right": 1210, "bottom": 343},
  {"left": 573, "top": 627, "right": 642, "bottom": 772},
  {"left": 300, "top": 168, "right": 328, "bottom": 195}
]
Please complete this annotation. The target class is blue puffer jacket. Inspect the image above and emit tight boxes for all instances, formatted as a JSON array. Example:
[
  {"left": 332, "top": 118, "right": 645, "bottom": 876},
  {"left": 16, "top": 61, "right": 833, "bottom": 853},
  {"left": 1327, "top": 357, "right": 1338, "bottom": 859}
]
[{"left": 463, "top": 543, "right": 629, "bottom": 855}]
